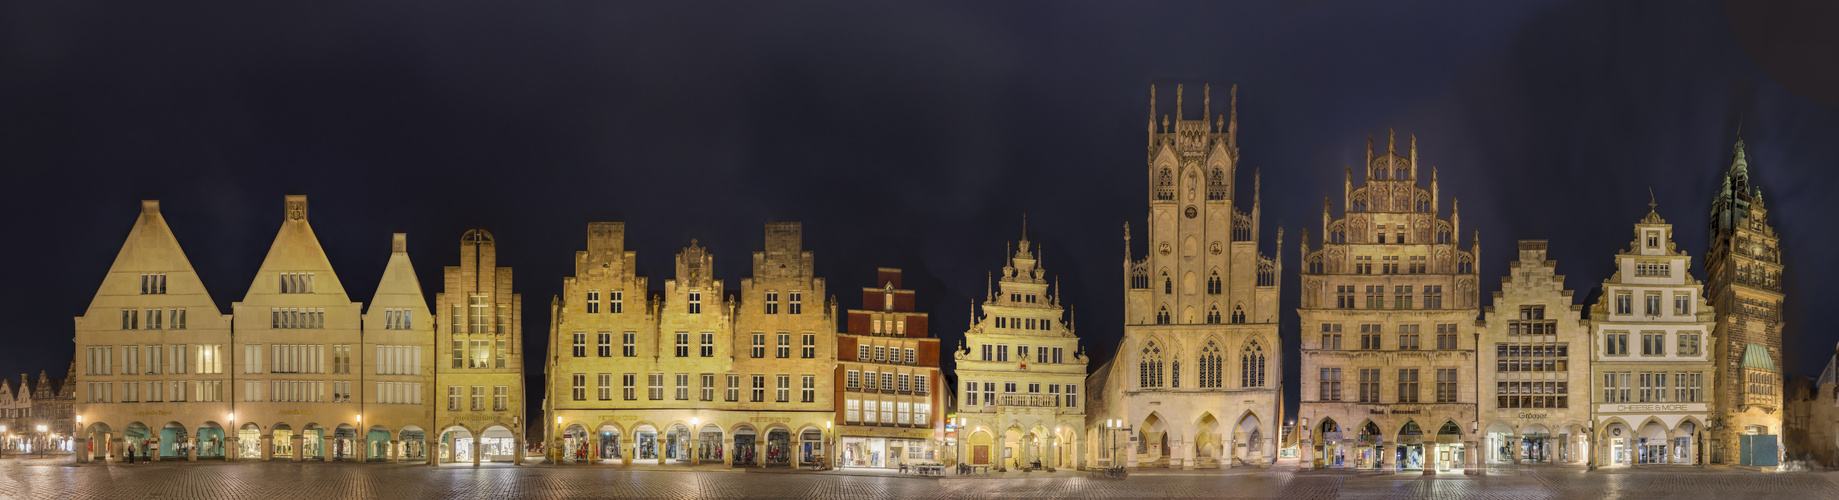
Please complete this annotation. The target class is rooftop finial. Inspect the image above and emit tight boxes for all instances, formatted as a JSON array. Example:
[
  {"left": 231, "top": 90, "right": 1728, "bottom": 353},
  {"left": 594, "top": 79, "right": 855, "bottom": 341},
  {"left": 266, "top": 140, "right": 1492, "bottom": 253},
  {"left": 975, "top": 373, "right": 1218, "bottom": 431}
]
[
  {"left": 1387, "top": 129, "right": 1396, "bottom": 154},
  {"left": 1021, "top": 212, "right": 1028, "bottom": 241},
  {"left": 1649, "top": 187, "right": 1658, "bottom": 213},
  {"left": 1176, "top": 84, "right": 1184, "bottom": 122}
]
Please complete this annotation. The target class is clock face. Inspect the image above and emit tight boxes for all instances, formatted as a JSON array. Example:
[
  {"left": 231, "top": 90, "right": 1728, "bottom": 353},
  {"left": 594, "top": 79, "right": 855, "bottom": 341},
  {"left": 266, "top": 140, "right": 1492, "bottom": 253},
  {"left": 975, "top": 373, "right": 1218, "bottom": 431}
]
[{"left": 1185, "top": 206, "right": 1198, "bottom": 219}]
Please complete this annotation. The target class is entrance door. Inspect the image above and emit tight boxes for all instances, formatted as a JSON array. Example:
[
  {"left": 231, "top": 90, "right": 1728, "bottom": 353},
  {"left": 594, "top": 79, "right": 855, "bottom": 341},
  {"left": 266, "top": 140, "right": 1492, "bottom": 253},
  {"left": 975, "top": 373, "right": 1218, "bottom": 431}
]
[
  {"left": 973, "top": 445, "right": 990, "bottom": 465},
  {"left": 1740, "top": 435, "right": 1780, "bottom": 466}
]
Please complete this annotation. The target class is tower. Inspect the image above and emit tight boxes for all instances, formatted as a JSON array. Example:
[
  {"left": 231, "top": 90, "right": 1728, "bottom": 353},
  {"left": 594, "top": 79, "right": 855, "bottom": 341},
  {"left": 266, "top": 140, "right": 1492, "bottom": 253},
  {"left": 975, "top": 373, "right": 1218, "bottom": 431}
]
[{"left": 1705, "top": 137, "right": 1785, "bottom": 465}]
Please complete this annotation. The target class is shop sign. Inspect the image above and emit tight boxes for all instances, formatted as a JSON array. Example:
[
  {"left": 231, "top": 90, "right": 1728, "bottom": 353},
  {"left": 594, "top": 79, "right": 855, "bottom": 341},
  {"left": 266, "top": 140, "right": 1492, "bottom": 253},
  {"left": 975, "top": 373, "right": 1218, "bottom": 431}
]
[
  {"left": 1389, "top": 410, "right": 1420, "bottom": 415},
  {"left": 134, "top": 410, "right": 172, "bottom": 417},
  {"left": 1517, "top": 413, "right": 1547, "bottom": 420},
  {"left": 279, "top": 410, "right": 313, "bottom": 416},
  {"left": 1597, "top": 403, "right": 1706, "bottom": 413}
]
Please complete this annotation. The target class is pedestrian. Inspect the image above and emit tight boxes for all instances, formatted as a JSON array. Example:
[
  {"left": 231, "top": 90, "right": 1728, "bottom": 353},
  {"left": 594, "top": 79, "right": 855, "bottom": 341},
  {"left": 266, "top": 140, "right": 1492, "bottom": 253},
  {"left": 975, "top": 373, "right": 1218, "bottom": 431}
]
[{"left": 126, "top": 445, "right": 135, "bottom": 464}]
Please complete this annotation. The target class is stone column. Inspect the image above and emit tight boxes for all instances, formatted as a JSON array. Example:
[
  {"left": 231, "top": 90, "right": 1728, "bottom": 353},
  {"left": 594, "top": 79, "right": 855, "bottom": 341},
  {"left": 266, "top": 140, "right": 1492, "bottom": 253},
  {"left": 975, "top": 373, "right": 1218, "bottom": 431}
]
[
  {"left": 187, "top": 438, "right": 197, "bottom": 461},
  {"left": 1422, "top": 443, "right": 1437, "bottom": 475},
  {"left": 1380, "top": 441, "right": 1395, "bottom": 471},
  {"left": 623, "top": 437, "right": 634, "bottom": 466},
  {"left": 1511, "top": 435, "right": 1522, "bottom": 465},
  {"left": 1340, "top": 438, "right": 1355, "bottom": 468},
  {"left": 472, "top": 438, "right": 482, "bottom": 466},
  {"left": 753, "top": 438, "right": 764, "bottom": 468},
  {"left": 1464, "top": 440, "right": 1479, "bottom": 474},
  {"left": 292, "top": 435, "right": 304, "bottom": 462},
  {"left": 513, "top": 434, "right": 524, "bottom": 466},
  {"left": 1223, "top": 437, "right": 1236, "bottom": 469},
  {"left": 74, "top": 437, "right": 89, "bottom": 463},
  {"left": 689, "top": 435, "right": 700, "bottom": 466},
  {"left": 391, "top": 439, "right": 401, "bottom": 463},
  {"left": 1299, "top": 438, "right": 1313, "bottom": 471},
  {"left": 261, "top": 435, "right": 273, "bottom": 461},
  {"left": 724, "top": 435, "right": 735, "bottom": 466}
]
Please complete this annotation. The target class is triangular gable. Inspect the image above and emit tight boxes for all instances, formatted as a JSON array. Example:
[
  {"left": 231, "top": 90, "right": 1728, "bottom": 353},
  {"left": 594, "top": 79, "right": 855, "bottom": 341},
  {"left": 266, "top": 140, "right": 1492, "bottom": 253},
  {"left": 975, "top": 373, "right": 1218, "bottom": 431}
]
[
  {"left": 368, "top": 233, "right": 432, "bottom": 318},
  {"left": 241, "top": 196, "right": 352, "bottom": 303},
  {"left": 81, "top": 200, "right": 222, "bottom": 317}
]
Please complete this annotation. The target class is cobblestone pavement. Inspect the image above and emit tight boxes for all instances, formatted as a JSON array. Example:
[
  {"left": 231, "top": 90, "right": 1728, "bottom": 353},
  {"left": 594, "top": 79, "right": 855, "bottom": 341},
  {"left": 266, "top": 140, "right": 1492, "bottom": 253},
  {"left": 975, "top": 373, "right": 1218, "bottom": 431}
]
[{"left": 2, "top": 457, "right": 1837, "bottom": 499}]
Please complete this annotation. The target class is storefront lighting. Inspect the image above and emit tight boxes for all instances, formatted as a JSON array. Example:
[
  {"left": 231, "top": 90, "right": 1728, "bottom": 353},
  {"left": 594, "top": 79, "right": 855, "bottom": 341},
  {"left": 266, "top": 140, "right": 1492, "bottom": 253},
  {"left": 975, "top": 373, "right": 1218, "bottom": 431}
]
[
  {"left": 356, "top": 414, "right": 362, "bottom": 423},
  {"left": 690, "top": 417, "right": 700, "bottom": 427}
]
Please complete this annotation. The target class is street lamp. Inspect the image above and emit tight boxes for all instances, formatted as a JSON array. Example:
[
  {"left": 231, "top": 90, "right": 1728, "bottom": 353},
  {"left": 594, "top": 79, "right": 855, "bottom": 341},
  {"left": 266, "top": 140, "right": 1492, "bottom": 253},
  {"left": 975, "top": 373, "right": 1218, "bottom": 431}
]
[{"left": 37, "top": 425, "right": 47, "bottom": 458}]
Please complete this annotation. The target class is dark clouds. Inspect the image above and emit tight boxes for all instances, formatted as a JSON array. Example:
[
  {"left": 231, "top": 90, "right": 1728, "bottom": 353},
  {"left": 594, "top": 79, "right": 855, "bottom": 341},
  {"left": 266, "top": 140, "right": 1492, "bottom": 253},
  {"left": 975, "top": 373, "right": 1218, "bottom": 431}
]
[{"left": 3, "top": 0, "right": 1834, "bottom": 418}]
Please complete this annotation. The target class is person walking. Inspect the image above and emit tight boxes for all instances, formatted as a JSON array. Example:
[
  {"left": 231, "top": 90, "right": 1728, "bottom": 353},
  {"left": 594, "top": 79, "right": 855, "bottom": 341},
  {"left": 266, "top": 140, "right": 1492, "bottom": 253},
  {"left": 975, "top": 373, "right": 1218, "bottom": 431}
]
[{"left": 126, "top": 445, "right": 135, "bottom": 464}]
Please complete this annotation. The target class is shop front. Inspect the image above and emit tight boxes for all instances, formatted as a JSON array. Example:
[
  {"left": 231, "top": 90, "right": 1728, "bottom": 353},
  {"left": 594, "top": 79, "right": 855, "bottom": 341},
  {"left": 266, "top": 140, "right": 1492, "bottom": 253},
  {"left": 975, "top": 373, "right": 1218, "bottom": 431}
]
[
  {"left": 732, "top": 427, "right": 756, "bottom": 466},
  {"left": 842, "top": 437, "right": 886, "bottom": 468}
]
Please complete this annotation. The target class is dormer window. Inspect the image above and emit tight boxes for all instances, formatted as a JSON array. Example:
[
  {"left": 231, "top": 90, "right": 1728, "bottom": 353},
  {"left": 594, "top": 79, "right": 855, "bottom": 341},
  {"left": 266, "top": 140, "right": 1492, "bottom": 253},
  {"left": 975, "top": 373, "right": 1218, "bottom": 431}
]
[
  {"left": 884, "top": 291, "right": 894, "bottom": 310},
  {"left": 1646, "top": 231, "right": 1660, "bottom": 248}
]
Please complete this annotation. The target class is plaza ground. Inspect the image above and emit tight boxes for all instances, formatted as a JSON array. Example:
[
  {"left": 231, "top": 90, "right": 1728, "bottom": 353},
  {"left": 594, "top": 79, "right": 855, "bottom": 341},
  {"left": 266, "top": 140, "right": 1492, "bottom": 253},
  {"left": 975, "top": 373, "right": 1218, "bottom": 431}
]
[{"left": 3, "top": 456, "right": 1837, "bottom": 499}]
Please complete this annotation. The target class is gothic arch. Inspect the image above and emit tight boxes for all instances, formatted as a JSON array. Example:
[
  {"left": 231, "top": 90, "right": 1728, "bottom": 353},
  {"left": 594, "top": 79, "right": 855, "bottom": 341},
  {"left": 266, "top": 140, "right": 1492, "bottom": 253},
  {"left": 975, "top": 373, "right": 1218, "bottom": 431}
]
[
  {"left": 1198, "top": 336, "right": 1224, "bottom": 388},
  {"left": 1230, "top": 302, "right": 1247, "bottom": 324},
  {"left": 1239, "top": 337, "right": 1267, "bottom": 388},
  {"left": 1138, "top": 337, "right": 1167, "bottom": 389}
]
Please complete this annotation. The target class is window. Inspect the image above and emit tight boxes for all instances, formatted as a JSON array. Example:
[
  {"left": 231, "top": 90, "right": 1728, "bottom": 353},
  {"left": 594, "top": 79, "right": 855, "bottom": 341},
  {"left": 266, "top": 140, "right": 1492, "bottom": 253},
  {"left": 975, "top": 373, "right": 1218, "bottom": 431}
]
[
  {"left": 623, "top": 374, "right": 637, "bottom": 400},
  {"left": 1605, "top": 331, "right": 1629, "bottom": 355},
  {"left": 915, "top": 374, "right": 929, "bottom": 395},
  {"left": 1355, "top": 256, "right": 1372, "bottom": 274},
  {"left": 1358, "top": 369, "right": 1381, "bottom": 403},
  {"left": 1677, "top": 333, "right": 1701, "bottom": 356},
  {"left": 1436, "top": 323, "right": 1459, "bottom": 350},
  {"left": 906, "top": 348, "right": 917, "bottom": 364},
  {"left": 1674, "top": 293, "right": 1690, "bottom": 316},
  {"left": 1138, "top": 341, "right": 1164, "bottom": 389},
  {"left": 597, "top": 373, "right": 612, "bottom": 401},
  {"left": 864, "top": 371, "right": 878, "bottom": 390},
  {"left": 597, "top": 333, "right": 612, "bottom": 357},
  {"left": 1398, "top": 324, "right": 1420, "bottom": 350},
  {"left": 1156, "top": 306, "right": 1170, "bottom": 324},
  {"left": 1365, "top": 285, "right": 1383, "bottom": 308},
  {"left": 846, "top": 371, "right": 860, "bottom": 390},
  {"left": 1676, "top": 372, "right": 1702, "bottom": 402},
  {"left": 1320, "top": 368, "right": 1342, "bottom": 401},
  {"left": 983, "top": 382, "right": 995, "bottom": 407},
  {"left": 688, "top": 292, "right": 702, "bottom": 314},
  {"left": 765, "top": 291, "right": 779, "bottom": 314},
  {"left": 964, "top": 381, "right": 978, "bottom": 406},
  {"left": 1394, "top": 285, "right": 1412, "bottom": 309},
  {"left": 752, "top": 334, "right": 767, "bottom": 358},
  {"left": 1360, "top": 324, "right": 1382, "bottom": 350},
  {"left": 279, "top": 272, "right": 314, "bottom": 294},
  {"left": 882, "top": 373, "right": 895, "bottom": 393},
  {"left": 675, "top": 332, "right": 690, "bottom": 357},
  {"left": 979, "top": 344, "right": 991, "bottom": 361},
  {"left": 1645, "top": 292, "right": 1661, "bottom": 316},
  {"left": 610, "top": 291, "right": 624, "bottom": 313},
  {"left": 1320, "top": 324, "right": 1343, "bottom": 350},
  {"left": 702, "top": 332, "right": 716, "bottom": 357},
  {"left": 1437, "top": 369, "right": 1458, "bottom": 403},
  {"left": 789, "top": 292, "right": 803, "bottom": 314},
  {"left": 196, "top": 344, "right": 223, "bottom": 374},
  {"left": 470, "top": 385, "right": 486, "bottom": 411},
  {"left": 1423, "top": 285, "right": 1443, "bottom": 309},
  {"left": 1397, "top": 369, "right": 1419, "bottom": 403},
  {"left": 801, "top": 333, "right": 816, "bottom": 358},
  {"left": 140, "top": 273, "right": 168, "bottom": 294},
  {"left": 802, "top": 375, "right": 815, "bottom": 402},
  {"left": 1336, "top": 286, "right": 1355, "bottom": 308},
  {"left": 469, "top": 296, "right": 490, "bottom": 334},
  {"left": 846, "top": 399, "right": 861, "bottom": 422},
  {"left": 1602, "top": 372, "right": 1631, "bottom": 403},
  {"left": 751, "top": 375, "right": 766, "bottom": 402},
  {"left": 900, "top": 374, "right": 913, "bottom": 393},
  {"left": 701, "top": 374, "right": 715, "bottom": 401},
  {"left": 726, "top": 375, "right": 740, "bottom": 402},
  {"left": 1615, "top": 292, "right": 1632, "bottom": 315},
  {"left": 1239, "top": 340, "right": 1264, "bottom": 388},
  {"left": 623, "top": 332, "right": 637, "bottom": 357},
  {"left": 1383, "top": 256, "right": 1399, "bottom": 274},
  {"left": 571, "top": 374, "right": 586, "bottom": 401},
  {"left": 573, "top": 333, "right": 586, "bottom": 357},
  {"left": 586, "top": 291, "right": 600, "bottom": 313},
  {"left": 1646, "top": 231, "right": 1659, "bottom": 248},
  {"left": 776, "top": 333, "right": 791, "bottom": 358},
  {"left": 676, "top": 373, "right": 690, "bottom": 400},
  {"left": 996, "top": 344, "right": 1009, "bottom": 362},
  {"left": 493, "top": 385, "right": 508, "bottom": 411},
  {"left": 648, "top": 374, "right": 664, "bottom": 400}
]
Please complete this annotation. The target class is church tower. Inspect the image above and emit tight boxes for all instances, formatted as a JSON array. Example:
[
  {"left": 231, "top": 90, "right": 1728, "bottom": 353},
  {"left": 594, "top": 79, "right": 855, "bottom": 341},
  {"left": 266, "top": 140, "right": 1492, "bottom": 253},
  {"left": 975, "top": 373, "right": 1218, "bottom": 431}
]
[{"left": 1705, "top": 136, "right": 1785, "bottom": 465}]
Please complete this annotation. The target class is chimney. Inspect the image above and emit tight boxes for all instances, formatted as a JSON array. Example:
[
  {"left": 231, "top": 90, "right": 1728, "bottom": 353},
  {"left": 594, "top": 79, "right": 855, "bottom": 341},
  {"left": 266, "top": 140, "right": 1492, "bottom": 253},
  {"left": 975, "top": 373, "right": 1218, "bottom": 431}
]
[
  {"left": 392, "top": 233, "right": 407, "bottom": 253},
  {"left": 141, "top": 200, "right": 160, "bottom": 215}
]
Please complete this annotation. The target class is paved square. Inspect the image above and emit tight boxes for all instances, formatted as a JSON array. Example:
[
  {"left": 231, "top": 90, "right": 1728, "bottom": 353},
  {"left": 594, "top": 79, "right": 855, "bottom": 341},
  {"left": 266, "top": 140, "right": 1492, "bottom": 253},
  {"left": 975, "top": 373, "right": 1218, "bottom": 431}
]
[{"left": 3, "top": 458, "right": 1837, "bottom": 499}]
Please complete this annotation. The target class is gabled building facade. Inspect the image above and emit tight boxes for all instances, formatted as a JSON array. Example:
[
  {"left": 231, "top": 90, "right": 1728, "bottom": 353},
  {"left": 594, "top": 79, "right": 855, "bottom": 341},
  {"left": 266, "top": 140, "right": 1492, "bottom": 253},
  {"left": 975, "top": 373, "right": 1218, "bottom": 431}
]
[
  {"left": 433, "top": 230, "right": 526, "bottom": 465},
  {"left": 1588, "top": 203, "right": 1716, "bottom": 467},
  {"left": 1297, "top": 133, "right": 1480, "bottom": 473},
  {"left": 72, "top": 200, "right": 235, "bottom": 463},
  {"left": 1086, "top": 84, "right": 1282, "bottom": 470},
  {"left": 836, "top": 268, "right": 941, "bottom": 469},
  {"left": 1478, "top": 241, "right": 1591, "bottom": 466},
  {"left": 546, "top": 223, "right": 838, "bottom": 468},
  {"left": 1704, "top": 137, "right": 1786, "bottom": 466},
  {"left": 954, "top": 226, "right": 1087, "bottom": 471}
]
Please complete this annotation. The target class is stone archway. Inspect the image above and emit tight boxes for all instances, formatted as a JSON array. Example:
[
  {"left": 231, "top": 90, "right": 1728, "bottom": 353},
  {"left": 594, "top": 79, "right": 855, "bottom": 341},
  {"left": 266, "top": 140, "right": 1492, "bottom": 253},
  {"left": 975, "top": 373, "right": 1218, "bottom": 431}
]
[
  {"left": 398, "top": 425, "right": 425, "bottom": 462},
  {"left": 1234, "top": 412, "right": 1264, "bottom": 465},
  {"left": 158, "top": 422, "right": 188, "bottom": 459},
  {"left": 1194, "top": 413, "right": 1222, "bottom": 468},
  {"left": 123, "top": 422, "right": 151, "bottom": 462},
  {"left": 439, "top": 425, "right": 474, "bottom": 464},
  {"left": 1139, "top": 413, "right": 1170, "bottom": 468},
  {"left": 237, "top": 423, "right": 263, "bottom": 460},
  {"left": 596, "top": 423, "right": 623, "bottom": 464}
]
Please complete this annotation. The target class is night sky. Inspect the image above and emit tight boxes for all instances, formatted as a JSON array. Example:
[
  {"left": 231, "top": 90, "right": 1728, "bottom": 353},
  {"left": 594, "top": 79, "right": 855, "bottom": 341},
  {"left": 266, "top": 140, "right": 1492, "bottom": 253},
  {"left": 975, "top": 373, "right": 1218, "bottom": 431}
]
[{"left": 5, "top": 1, "right": 1836, "bottom": 420}]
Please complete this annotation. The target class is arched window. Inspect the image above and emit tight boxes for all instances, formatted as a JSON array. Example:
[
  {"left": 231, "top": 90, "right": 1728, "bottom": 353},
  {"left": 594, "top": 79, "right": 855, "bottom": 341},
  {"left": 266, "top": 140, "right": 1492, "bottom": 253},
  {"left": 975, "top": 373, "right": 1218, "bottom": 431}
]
[
  {"left": 1395, "top": 167, "right": 1408, "bottom": 180},
  {"left": 1139, "top": 341, "right": 1164, "bottom": 389},
  {"left": 1374, "top": 168, "right": 1388, "bottom": 180},
  {"left": 1241, "top": 340, "right": 1266, "bottom": 388},
  {"left": 1199, "top": 340, "right": 1222, "bottom": 388},
  {"left": 1163, "top": 272, "right": 1173, "bottom": 294},
  {"left": 1230, "top": 305, "right": 1247, "bottom": 324},
  {"left": 1207, "top": 271, "right": 1222, "bottom": 295},
  {"left": 1171, "top": 360, "right": 1181, "bottom": 388},
  {"left": 1458, "top": 258, "right": 1473, "bottom": 274},
  {"left": 1437, "top": 231, "right": 1450, "bottom": 244},
  {"left": 1155, "top": 306, "right": 1170, "bottom": 325},
  {"left": 1206, "top": 306, "right": 1221, "bottom": 325}
]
